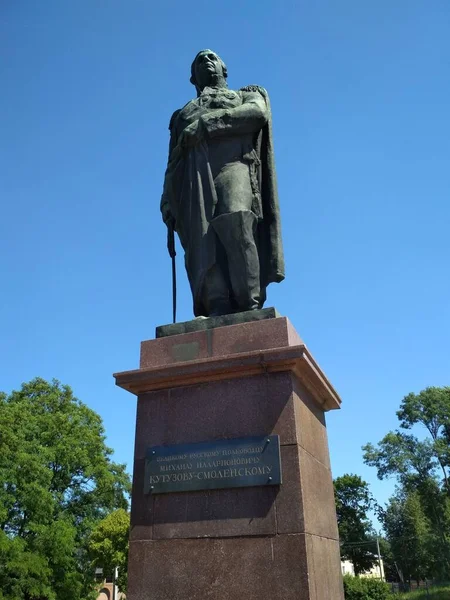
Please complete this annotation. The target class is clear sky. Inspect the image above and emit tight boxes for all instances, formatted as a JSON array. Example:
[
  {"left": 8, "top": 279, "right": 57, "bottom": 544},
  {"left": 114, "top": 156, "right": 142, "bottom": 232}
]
[{"left": 1, "top": 0, "right": 449, "bottom": 518}]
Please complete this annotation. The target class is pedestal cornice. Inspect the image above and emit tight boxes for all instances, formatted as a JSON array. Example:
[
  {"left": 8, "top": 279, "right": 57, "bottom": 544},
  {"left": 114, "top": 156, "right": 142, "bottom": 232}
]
[{"left": 114, "top": 343, "right": 340, "bottom": 411}]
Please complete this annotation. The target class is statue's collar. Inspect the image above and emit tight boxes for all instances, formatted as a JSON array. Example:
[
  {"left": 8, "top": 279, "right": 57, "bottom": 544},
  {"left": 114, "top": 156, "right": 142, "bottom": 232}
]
[{"left": 200, "top": 85, "right": 229, "bottom": 96}]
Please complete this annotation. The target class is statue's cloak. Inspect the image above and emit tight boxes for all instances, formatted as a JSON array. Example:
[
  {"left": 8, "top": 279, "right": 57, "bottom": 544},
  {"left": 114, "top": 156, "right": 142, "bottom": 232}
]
[{"left": 161, "top": 85, "right": 285, "bottom": 316}]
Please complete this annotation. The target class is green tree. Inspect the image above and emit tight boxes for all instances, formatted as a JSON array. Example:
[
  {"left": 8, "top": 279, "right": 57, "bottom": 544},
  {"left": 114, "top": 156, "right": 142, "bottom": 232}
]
[
  {"left": 363, "top": 386, "right": 450, "bottom": 580},
  {"left": 381, "top": 490, "right": 432, "bottom": 584},
  {"left": 89, "top": 509, "right": 130, "bottom": 593},
  {"left": 334, "top": 474, "right": 378, "bottom": 575},
  {"left": 397, "top": 387, "right": 450, "bottom": 493},
  {"left": 377, "top": 538, "right": 398, "bottom": 583},
  {"left": 363, "top": 387, "right": 450, "bottom": 491},
  {"left": 0, "top": 378, "right": 131, "bottom": 600}
]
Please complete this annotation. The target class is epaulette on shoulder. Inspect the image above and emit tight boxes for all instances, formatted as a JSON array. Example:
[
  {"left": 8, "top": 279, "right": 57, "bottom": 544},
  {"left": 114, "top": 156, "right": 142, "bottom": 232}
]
[
  {"left": 169, "top": 109, "right": 181, "bottom": 131},
  {"left": 240, "top": 84, "right": 267, "bottom": 95}
]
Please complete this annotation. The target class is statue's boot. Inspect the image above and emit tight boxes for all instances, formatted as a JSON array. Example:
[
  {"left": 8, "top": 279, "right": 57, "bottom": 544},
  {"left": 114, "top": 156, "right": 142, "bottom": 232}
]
[
  {"left": 201, "top": 264, "right": 232, "bottom": 317},
  {"left": 211, "top": 210, "right": 261, "bottom": 312}
]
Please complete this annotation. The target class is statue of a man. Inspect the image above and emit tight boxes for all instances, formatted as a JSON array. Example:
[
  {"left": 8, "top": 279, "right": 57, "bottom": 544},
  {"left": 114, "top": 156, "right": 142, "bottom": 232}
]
[{"left": 161, "top": 49, "right": 284, "bottom": 317}]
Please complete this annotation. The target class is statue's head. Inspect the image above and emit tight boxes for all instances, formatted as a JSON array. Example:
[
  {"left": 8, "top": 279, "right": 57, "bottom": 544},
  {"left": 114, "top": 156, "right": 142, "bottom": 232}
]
[{"left": 190, "top": 49, "right": 228, "bottom": 94}]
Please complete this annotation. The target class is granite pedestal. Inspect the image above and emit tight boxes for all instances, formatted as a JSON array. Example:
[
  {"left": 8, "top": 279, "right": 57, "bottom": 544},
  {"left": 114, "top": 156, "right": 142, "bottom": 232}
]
[{"left": 114, "top": 312, "right": 344, "bottom": 600}]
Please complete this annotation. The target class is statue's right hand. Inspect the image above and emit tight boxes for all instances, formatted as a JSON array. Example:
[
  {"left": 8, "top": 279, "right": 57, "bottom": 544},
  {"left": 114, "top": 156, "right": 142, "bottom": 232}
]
[
  {"left": 162, "top": 203, "right": 175, "bottom": 229},
  {"left": 165, "top": 215, "right": 176, "bottom": 230}
]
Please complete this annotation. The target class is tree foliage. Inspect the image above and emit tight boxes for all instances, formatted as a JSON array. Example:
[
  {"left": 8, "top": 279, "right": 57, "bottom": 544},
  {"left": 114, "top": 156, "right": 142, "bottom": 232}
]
[
  {"left": 0, "top": 378, "right": 131, "bottom": 600},
  {"left": 363, "top": 386, "right": 450, "bottom": 581},
  {"left": 89, "top": 509, "right": 130, "bottom": 593},
  {"left": 380, "top": 490, "right": 432, "bottom": 583},
  {"left": 397, "top": 387, "right": 450, "bottom": 492},
  {"left": 334, "top": 474, "right": 378, "bottom": 575}
]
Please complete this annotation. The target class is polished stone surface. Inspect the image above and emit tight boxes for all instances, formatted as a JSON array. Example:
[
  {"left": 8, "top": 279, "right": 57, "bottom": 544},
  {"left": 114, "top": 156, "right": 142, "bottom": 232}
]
[
  {"left": 119, "top": 317, "right": 344, "bottom": 599},
  {"left": 133, "top": 371, "right": 298, "bottom": 455},
  {"left": 116, "top": 317, "right": 340, "bottom": 410},
  {"left": 128, "top": 535, "right": 311, "bottom": 600}
]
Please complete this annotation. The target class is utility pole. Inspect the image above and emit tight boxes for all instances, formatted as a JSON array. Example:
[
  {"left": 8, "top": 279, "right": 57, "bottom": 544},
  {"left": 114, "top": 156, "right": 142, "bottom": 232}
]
[
  {"left": 376, "top": 537, "right": 383, "bottom": 580},
  {"left": 112, "top": 566, "right": 117, "bottom": 600}
]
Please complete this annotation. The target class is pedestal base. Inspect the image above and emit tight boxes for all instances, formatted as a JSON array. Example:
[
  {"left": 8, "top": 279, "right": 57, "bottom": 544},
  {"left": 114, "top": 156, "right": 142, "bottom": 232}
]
[{"left": 115, "top": 313, "right": 344, "bottom": 600}]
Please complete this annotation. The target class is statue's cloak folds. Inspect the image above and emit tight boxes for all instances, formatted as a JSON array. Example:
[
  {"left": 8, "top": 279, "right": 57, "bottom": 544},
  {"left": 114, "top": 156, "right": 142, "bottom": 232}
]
[{"left": 161, "top": 86, "right": 285, "bottom": 316}]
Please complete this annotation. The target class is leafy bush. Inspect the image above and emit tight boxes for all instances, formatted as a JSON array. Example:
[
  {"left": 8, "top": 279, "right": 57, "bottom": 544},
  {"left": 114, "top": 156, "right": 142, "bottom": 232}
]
[{"left": 343, "top": 574, "right": 394, "bottom": 600}]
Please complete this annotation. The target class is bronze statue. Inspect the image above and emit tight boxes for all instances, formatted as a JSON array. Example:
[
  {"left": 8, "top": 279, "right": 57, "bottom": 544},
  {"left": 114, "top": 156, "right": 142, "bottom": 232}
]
[{"left": 161, "top": 49, "right": 284, "bottom": 318}]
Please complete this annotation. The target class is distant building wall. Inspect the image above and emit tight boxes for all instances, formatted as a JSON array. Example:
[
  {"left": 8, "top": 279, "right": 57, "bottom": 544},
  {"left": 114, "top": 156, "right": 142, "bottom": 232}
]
[
  {"left": 341, "top": 559, "right": 385, "bottom": 580},
  {"left": 95, "top": 568, "right": 125, "bottom": 600},
  {"left": 341, "top": 560, "right": 355, "bottom": 576},
  {"left": 96, "top": 582, "right": 125, "bottom": 600},
  {"left": 360, "top": 560, "right": 385, "bottom": 580}
]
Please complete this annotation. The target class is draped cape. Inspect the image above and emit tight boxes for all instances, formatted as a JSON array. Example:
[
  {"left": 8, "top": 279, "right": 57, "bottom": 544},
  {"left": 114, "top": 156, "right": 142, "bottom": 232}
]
[{"left": 161, "top": 85, "right": 285, "bottom": 316}]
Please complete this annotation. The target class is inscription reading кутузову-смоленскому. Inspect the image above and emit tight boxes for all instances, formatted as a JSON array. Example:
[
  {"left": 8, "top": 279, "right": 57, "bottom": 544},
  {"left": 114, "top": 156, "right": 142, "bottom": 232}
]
[{"left": 144, "top": 435, "right": 282, "bottom": 494}]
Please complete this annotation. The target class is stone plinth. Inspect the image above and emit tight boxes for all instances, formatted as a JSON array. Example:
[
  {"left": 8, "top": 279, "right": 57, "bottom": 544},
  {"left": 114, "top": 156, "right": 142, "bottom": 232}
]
[{"left": 114, "top": 314, "right": 344, "bottom": 600}]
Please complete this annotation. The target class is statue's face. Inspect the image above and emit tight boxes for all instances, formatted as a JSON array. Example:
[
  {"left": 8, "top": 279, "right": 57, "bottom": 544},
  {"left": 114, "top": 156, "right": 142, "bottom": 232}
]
[{"left": 193, "top": 51, "right": 224, "bottom": 90}]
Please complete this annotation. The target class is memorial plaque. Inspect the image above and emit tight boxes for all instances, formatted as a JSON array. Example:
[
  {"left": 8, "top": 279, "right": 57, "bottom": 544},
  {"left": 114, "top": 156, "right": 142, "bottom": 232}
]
[{"left": 144, "top": 435, "right": 281, "bottom": 494}]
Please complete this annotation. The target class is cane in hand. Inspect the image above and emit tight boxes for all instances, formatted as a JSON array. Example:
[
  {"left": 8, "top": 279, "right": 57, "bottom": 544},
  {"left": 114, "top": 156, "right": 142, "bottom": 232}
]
[{"left": 167, "top": 220, "right": 177, "bottom": 324}]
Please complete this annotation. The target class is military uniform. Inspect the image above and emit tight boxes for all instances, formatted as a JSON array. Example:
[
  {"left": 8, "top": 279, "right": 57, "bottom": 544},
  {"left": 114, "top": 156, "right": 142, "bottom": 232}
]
[{"left": 161, "top": 85, "right": 284, "bottom": 317}]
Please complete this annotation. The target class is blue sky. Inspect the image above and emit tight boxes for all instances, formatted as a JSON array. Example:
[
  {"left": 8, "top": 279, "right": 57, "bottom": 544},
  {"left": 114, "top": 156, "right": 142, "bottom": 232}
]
[{"left": 1, "top": 1, "right": 449, "bottom": 518}]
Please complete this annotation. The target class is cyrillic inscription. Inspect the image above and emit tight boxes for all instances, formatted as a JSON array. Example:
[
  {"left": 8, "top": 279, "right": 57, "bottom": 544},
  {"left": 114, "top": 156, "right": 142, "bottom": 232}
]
[{"left": 144, "top": 436, "right": 281, "bottom": 494}]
